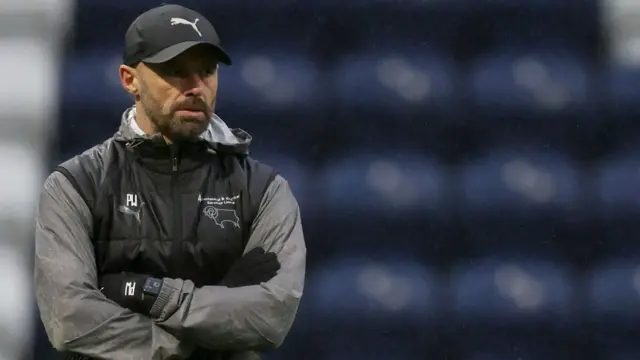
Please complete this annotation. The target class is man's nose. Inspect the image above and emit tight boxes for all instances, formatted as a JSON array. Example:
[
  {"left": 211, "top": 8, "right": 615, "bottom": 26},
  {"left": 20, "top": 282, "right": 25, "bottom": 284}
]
[{"left": 181, "top": 73, "right": 206, "bottom": 96}]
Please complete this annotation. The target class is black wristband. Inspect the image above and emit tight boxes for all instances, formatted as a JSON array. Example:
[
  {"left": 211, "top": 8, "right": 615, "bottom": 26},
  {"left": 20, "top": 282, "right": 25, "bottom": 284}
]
[
  {"left": 124, "top": 275, "right": 162, "bottom": 315},
  {"left": 101, "top": 273, "right": 163, "bottom": 316}
]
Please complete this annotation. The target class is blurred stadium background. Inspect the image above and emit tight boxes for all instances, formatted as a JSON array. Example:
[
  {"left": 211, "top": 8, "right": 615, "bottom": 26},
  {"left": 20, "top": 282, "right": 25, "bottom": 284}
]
[{"left": 4, "top": 0, "right": 640, "bottom": 359}]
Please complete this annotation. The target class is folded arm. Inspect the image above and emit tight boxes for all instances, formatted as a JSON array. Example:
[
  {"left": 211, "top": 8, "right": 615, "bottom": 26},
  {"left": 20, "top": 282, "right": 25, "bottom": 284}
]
[
  {"left": 150, "top": 175, "right": 306, "bottom": 351},
  {"left": 34, "top": 171, "right": 195, "bottom": 359}
]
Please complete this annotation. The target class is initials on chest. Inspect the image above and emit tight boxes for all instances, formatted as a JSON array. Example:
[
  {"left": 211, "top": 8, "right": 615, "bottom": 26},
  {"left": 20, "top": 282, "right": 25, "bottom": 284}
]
[{"left": 109, "top": 185, "right": 245, "bottom": 242}]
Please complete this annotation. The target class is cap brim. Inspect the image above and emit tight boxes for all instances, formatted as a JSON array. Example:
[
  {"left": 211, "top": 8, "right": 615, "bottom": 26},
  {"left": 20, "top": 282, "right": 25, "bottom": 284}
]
[{"left": 142, "top": 41, "right": 232, "bottom": 65}]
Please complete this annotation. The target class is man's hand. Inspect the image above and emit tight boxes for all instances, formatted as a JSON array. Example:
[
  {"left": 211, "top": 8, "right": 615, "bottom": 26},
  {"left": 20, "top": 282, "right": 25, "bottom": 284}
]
[
  {"left": 219, "top": 247, "right": 281, "bottom": 288},
  {"left": 100, "top": 272, "right": 163, "bottom": 316}
]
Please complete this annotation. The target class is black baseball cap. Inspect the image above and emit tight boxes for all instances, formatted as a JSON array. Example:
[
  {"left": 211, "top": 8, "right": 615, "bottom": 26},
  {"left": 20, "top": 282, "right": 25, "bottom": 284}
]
[{"left": 123, "top": 4, "right": 231, "bottom": 67}]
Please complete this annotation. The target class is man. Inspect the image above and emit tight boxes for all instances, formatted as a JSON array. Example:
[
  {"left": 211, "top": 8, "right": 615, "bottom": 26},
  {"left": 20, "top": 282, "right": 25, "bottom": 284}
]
[{"left": 34, "top": 4, "right": 306, "bottom": 360}]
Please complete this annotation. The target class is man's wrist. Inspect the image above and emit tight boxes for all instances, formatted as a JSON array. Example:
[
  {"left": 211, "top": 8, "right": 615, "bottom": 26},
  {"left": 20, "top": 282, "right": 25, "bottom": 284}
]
[
  {"left": 121, "top": 274, "right": 161, "bottom": 315},
  {"left": 100, "top": 272, "right": 164, "bottom": 316},
  {"left": 149, "top": 277, "right": 180, "bottom": 320},
  {"left": 143, "top": 276, "right": 163, "bottom": 296}
]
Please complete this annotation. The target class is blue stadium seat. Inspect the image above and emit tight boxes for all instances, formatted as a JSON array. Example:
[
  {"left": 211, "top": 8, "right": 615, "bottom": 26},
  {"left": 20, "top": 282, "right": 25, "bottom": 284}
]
[
  {"left": 71, "top": 5, "right": 314, "bottom": 49},
  {"left": 317, "top": 330, "right": 435, "bottom": 360},
  {"left": 588, "top": 259, "right": 640, "bottom": 323},
  {"left": 596, "top": 336, "right": 640, "bottom": 360},
  {"left": 461, "top": 220, "right": 570, "bottom": 257},
  {"left": 76, "top": 0, "right": 298, "bottom": 11},
  {"left": 451, "top": 258, "right": 575, "bottom": 325},
  {"left": 457, "top": 0, "right": 589, "bottom": 9},
  {"left": 324, "top": 43, "right": 457, "bottom": 148},
  {"left": 216, "top": 44, "right": 321, "bottom": 113},
  {"left": 606, "top": 65, "right": 640, "bottom": 117},
  {"left": 459, "top": 326, "right": 581, "bottom": 360},
  {"left": 65, "top": 47, "right": 321, "bottom": 113},
  {"left": 296, "top": 0, "right": 442, "bottom": 10},
  {"left": 605, "top": 349, "right": 640, "bottom": 360},
  {"left": 308, "top": 151, "right": 451, "bottom": 255},
  {"left": 466, "top": 352, "right": 549, "bottom": 360},
  {"left": 320, "top": 347, "right": 425, "bottom": 360},
  {"left": 250, "top": 154, "right": 315, "bottom": 212},
  {"left": 330, "top": 43, "right": 458, "bottom": 113},
  {"left": 459, "top": 147, "right": 580, "bottom": 216},
  {"left": 59, "top": 50, "right": 131, "bottom": 150},
  {"left": 594, "top": 151, "right": 640, "bottom": 217},
  {"left": 318, "top": 152, "right": 446, "bottom": 217},
  {"left": 74, "top": 0, "right": 474, "bottom": 11},
  {"left": 61, "top": 50, "right": 131, "bottom": 108},
  {"left": 305, "top": 257, "right": 440, "bottom": 329},
  {"left": 469, "top": 47, "right": 590, "bottom": 114}
]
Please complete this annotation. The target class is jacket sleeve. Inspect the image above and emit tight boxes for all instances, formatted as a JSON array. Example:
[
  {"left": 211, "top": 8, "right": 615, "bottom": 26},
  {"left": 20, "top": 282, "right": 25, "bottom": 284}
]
[
  {"left": 34, "top": 171, "right": 196, "bottom": 359},
  {"left": 152, "top": 175, "right": 306, "bottom": 351}
]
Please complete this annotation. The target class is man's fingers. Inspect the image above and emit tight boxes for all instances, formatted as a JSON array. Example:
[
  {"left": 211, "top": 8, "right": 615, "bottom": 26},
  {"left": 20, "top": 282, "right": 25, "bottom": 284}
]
[
  {"left": 244, "top": 247, "right": 265, "bottom": 257},
  {"left": 240, "top": 255, "right": 280, "bottom": 273}
]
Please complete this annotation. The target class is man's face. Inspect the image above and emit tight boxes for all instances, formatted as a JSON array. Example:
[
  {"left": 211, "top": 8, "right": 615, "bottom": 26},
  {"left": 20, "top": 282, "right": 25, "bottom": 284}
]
[{"left": 122, "top": 45, "right": 219, "bottom": 141}]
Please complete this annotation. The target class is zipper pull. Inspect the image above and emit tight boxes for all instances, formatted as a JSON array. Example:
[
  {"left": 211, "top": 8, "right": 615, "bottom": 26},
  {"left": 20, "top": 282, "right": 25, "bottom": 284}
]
[{"left": 169, "top": 143, "right": 179, "bottom": 172}]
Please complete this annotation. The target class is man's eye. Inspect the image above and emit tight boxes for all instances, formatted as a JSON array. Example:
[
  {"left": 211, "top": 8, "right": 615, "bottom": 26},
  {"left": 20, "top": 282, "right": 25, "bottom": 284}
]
[
  {"left": 202, "top": 66, "right": 217, "bottom": 76},
  {"left": 156, "top": 66, "right": 185, "bottom": 77},
  {"left": 170, "top": 69, "right": 187, "bottom": 77}
]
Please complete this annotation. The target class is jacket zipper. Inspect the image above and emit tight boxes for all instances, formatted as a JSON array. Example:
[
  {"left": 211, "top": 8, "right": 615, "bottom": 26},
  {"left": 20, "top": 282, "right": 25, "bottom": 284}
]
[{"left": 171, "top": 146, "right": 182, "bottom": 241}]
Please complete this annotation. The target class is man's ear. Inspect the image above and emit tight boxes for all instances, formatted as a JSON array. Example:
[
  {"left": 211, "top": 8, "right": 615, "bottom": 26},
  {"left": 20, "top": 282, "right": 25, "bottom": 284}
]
[{"left": 119, "top": 64, "right": 139, "bottom": 96}]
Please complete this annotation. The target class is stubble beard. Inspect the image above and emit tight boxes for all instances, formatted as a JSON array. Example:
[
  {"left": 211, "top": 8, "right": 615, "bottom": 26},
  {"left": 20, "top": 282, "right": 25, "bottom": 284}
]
[{"left": 140, "top": 95, "right": 208, "bottom": 143}]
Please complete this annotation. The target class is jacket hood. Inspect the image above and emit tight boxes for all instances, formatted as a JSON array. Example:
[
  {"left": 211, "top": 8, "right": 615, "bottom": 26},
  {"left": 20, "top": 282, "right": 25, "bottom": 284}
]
[{"left": 114, "top": 106, "right": 251, "bottom": 154}]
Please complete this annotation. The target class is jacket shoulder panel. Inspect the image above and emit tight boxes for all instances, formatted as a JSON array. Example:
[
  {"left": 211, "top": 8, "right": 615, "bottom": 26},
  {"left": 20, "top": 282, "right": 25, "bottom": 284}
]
[{"left": 54, "top": 138, "right": 117, "bottom": 212}]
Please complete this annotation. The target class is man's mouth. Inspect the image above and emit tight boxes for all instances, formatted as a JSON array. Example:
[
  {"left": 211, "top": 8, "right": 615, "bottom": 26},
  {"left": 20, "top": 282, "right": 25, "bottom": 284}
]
[
  {"left": 177, "top": 107, "right": 203, "bottom": 112},
  {"left": 177, "top": 109, "right": 203, "bottom": 114},
  {"left": 175, "top": 109, "right": 207, "bottom": 120}
]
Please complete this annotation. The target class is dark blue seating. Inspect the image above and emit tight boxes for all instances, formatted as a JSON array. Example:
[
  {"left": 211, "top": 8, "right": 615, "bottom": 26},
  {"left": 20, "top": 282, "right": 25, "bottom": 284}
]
[
  {"left": 451, "top": 257, "right": 575, "bottom": 325},
  {"left": 587, "top": 258, "right": 640, "bottom": 324},
  {"left": 466, "top": 352, "right": 552, "bottom": 360},
  {"left": 250, "top": 154, "right": 315, "bottom": 212},
  {"left": 61, "top": 50, "right": 130, "bottom": 109},
  {"left": 469, "top": 47, "right": 590, "bottom": 116},
  {"left": 217, "top": 44, "right": 322, "bottom": 113},
  {"left": 605, "top": 349, "right": 640, "bottom": 360},
  {"left": 606, "top": 65, "right": 640, "bottom": 118},
  {"left": 459, "top": 146, "right": 580, "bottom": 216},
  {"left": 318, "top": 152, "right": 446, "bottom": 217},
  {"left": 330, "top": 44, "right": 458, "bottom": 112},
  {"left": 305, "top": 257, "right": 440, "bottom": 329},
  {"left": 594, "top": 149, "right": 640, "bottom": 217}
]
